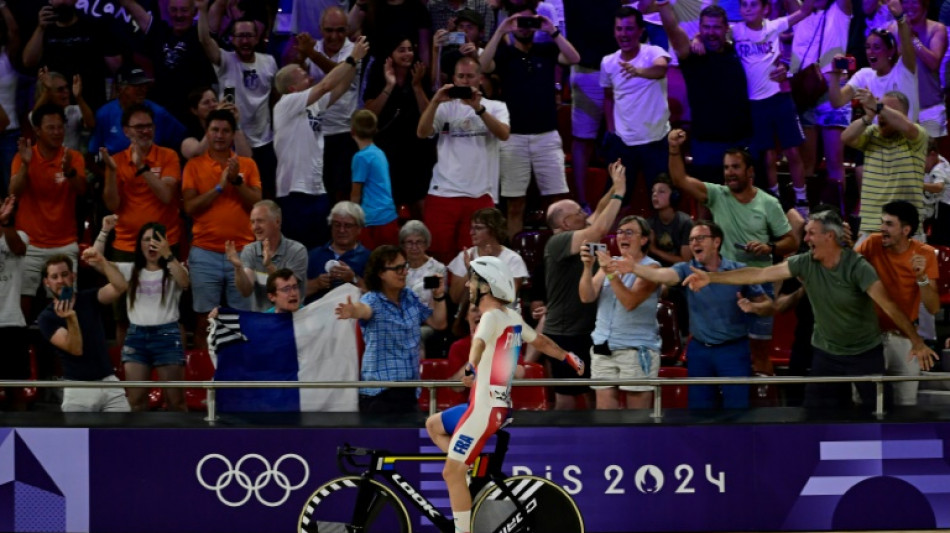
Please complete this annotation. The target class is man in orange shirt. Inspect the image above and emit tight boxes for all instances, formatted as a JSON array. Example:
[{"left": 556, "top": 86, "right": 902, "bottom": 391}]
[
  {"left": 855, "top": 201, "right": 940, "bottom": 406},
  {"left": 183, "top": 109, "right": 262, "bottom": 347},
  {"left": 10, "top": 104, "right": 86, "bottom": 317},
  {"left": 100, "top": 102, "right": 182, "bottom": 346}
]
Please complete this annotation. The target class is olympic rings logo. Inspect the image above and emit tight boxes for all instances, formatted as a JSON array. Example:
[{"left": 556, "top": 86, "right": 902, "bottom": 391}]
[{"left": 196, "top": 453, "right": 310, "bottom": 507}]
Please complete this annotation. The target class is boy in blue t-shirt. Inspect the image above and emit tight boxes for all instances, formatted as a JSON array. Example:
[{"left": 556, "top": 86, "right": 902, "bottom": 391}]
[{"left": 350, "top": 109, "right": 399, "bottom": 249}]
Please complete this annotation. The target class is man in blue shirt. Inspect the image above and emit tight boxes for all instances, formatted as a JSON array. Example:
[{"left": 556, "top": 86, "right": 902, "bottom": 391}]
[
  {"left": 617, "top": 220, "right": 772, "bottom": 408},
  {"left": 305, "top": 201, "right": 370, "bottom": 303},
  {"left": 88, "top": 66, "right": 186, "bottom": 155}
]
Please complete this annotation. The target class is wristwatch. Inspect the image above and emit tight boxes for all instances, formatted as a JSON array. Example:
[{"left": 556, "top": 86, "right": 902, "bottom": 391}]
[{"left": 345, "top": 56, "right": 357, "bottom": 67}]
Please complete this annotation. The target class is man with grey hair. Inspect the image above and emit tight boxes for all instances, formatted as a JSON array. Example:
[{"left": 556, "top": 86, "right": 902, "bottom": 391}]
[
  {"left": 225, "top": 200, "right": 308, "bottom": 311},
  {"left": 273, "top": 35, "right": 369, "bottom": 250},
  {"left": 539, "top": 160, "right": 626, "bottom": 410},
  {"left": 683, "top": 209, "right": 939, "bottom": 409},
  {"left": 842, "top": 89, "right": 928, "bottom": 238},
  {"left": 305, "top": 201, "right": 370, "bottom": 303},
  {"left": 293, "top": 5, "right": 362, "bottom": 204}
]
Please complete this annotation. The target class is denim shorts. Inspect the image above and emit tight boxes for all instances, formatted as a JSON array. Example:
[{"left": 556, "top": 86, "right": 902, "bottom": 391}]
[{"left": 121, "top": 322, "right": 185, "bottom": 367}]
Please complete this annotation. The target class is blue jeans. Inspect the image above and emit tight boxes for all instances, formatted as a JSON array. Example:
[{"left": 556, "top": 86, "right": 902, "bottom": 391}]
[
  {"left": 122, "top": 322, "right": 185, "bottom": 367},
  {"left": 687, "top": 337, "right": 751, "bottom": 409},
  {"left": 188, "top": 247, "right": 252, "bottom": 312}
]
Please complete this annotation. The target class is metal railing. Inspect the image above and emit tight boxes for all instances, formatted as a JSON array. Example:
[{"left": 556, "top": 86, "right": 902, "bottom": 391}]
[{"left": 3, "top": 373, "right": 950, "bottom": 424}]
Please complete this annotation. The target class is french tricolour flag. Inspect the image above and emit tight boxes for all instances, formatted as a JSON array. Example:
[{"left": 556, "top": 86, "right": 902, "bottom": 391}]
[{"left": 208, "top": 284, "right": 361, "bottom": 412}]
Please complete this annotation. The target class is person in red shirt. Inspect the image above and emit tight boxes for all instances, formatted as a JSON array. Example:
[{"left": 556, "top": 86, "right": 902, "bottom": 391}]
[
  {"left": 10, "top": 103, "right": 85, "bottom": 317},
  {"left": 182, "top": 109, "right": 262, "bottom": 347}
]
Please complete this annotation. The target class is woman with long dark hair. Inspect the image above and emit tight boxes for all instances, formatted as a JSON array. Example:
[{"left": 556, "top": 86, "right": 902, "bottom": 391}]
[
  {"left": 363, "top": 36, "right": 437, "bottom": 219},
  {"left": 96, "top": 216, "right": 190, "bottom": 411}
]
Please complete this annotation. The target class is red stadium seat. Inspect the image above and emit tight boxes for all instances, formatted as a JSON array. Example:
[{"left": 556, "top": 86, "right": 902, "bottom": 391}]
[
  {"left": 585, "top": 167, "right": 609, "bottom": 206},
  {"left": 601, "top": 234, "right": 620, "bottom": 256},
  {"left": 933, "top": 245, "right": 950, "bottom": 306},
  {"left": 511, "top": 362, "right": 549, "bottom": 411},
  {"left": 184, "top": 348, "right": 215, "bottom": 411},
  {"left": 769, "top": 306, "right": 798, "bottom": 369},
  {"left": 418, "top": 359, "right": 467, "bottom": 413},
  {"left": 657, "top": 300, "right": 683, "bottom": 365},
  {"left": 658, "top": 366, "right": 688, "bottom": 408},
  {"left": 510, "top": 230, "right": 553, "bottom": 276}
]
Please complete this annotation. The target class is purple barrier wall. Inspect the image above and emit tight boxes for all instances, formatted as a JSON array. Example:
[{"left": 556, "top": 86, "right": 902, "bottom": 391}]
[{"left": 2, "top": 423, "right": 949, "bottom": 532}]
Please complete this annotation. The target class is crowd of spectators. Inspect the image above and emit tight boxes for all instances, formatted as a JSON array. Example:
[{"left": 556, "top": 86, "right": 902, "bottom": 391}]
[{"left": 0, "top": 0, "right": 948, "bottom": 414}]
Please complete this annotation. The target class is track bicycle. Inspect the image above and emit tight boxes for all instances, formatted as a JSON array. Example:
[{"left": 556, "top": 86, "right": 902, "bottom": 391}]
[{"left": 297, "top": 429, "right": 584, "bottom": 533}]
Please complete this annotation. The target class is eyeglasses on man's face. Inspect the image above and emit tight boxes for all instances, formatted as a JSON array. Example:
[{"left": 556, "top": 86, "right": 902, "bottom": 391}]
[
  {"left": 274, "top": 284, "right": 299, "bottom": 295},
  {"left": 688, "top": 234, "right": 712, "bottom": 244}
]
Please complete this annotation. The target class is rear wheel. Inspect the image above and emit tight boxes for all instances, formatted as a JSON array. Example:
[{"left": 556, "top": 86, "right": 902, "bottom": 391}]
[
  {"left": 470, "top": 475, "right": 584, "bottom": 533},
  {"left": 298, "top": 476, "right": 412, "bottom": 533}
]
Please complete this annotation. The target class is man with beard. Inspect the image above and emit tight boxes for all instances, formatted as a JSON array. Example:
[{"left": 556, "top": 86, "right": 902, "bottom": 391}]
[
  {"left": 479, "top": 8, "right": 580, "bottom": 237},
  {"left": 22, "top": 0, "right": 121, "bottom": 111},
  {"left": 117, "top": 0, "right": 218, "bottom": 123},
  {"left": 197, "top": 0, "right": 278, "bottom": 198},
  {"left": 842, "top": 90, "right": 928, "bottom": 239},
  {"left": 682, "top": 209, "right": 938, "bottom": 409},
  {"left": 855, "top": 201, "right": 939, "bottom": 406},
  {"left": 668, "top": 128, "right": 796, "bottom": 375},
  {"left": 656, "top": 3, "right": 755, "bottom": 187}
]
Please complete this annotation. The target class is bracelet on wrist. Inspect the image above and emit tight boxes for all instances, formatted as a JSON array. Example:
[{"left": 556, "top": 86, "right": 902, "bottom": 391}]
[
  {"left": 606, "top": 273, "right": 617, "bottom": 281},
  {"left": 550, "top": 29, "right": 561, "bottom": 39},
  {"left": 475, "top": 105, "right": 487, "bottom": 116},
  {"left": 433, "top": 294, "right": 447, "bottom": 302},
  {"left": 610, "top": 193, "right": 624, "bottom": 201},
  {"left": 917, "top": 277, "right": 930, "bottom": 286}
]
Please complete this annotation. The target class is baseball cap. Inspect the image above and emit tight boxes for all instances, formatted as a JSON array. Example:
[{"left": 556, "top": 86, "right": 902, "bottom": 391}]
[
  {"left": 455, "top": 8, "right": 484, "bottom": 30},
  {"left": 117, "top": 66, "right": 154, "bottom": 86}
]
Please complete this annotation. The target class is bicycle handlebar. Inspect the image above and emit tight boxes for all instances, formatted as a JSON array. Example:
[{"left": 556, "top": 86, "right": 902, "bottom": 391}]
[{"left": 336, "top": 443, "right": 379, "bottom": 475}]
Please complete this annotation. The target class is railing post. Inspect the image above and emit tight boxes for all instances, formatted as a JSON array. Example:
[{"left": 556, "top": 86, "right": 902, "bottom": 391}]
[
  {"left": 204, "top": 386, "right": 218, "bottom": 423},
  {"left": 874, "top": 381, "right": 885, "bottom": 419},
  {"left": 428, "top": 387, "right": 437, "bottom": 416},
  {"left": 651, "top": 385, "right": 663, "bottom": 420}
]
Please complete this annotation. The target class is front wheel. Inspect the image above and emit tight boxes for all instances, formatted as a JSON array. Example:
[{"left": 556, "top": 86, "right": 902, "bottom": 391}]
[
  {"left": 298, "top": 476, "right": 412, "bottom": 533},
  {"left": 471, "top": 475, "right": 584, "bottom": 533}
]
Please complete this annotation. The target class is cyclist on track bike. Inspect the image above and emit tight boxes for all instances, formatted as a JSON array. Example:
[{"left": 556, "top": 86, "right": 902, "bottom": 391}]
[{"left": 425, "top": 256, "right": 585, "bottom": 533}]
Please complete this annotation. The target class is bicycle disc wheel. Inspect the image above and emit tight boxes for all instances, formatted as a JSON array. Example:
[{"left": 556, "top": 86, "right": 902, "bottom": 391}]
[
  {"left": 298, "top": 476, "right": 412, "bottom": 533},
  {"left": 471, "top": 475, "right": 584, "bottom": 533}
]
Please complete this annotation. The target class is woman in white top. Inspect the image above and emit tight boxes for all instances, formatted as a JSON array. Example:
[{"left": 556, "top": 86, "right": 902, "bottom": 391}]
[
  {"left": 96, "top": 216, "right": 190, "bottom": 412},
  {"left": 447, "top": 208, "right": 529, "bottom": 303},
  {"left": 400, "top": 220, "right": 446, "bottom": 308}
]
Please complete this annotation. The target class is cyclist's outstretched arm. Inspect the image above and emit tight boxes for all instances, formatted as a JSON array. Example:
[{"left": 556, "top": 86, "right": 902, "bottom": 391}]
[{"left": 529, "top": 334, "right": 584, "bottom": 375}]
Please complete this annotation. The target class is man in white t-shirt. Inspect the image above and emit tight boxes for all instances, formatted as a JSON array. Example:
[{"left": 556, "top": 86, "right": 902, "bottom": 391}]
[
  {"left": 417, "top": 56, "right": 511, "bottom": 264},
  {"left": 601, "top": 6, "right": 671, "bottom": 202},
  {"left": 294, "top": 6, "right": 361, "bottom": 204},
  {"left": 271, "top": 36, "right": 369, "bottom": 250},
  {"left": 0, "top": 196, "right": 30, "bottom": 410},
  {"left": 197, "top": 0, "right": 279, "bottom": 198}
]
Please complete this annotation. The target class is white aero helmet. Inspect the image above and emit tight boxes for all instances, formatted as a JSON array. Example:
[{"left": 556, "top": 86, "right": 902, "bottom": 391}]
[{"left": 470, "top": 256, "right": 516, "bottom": 303}]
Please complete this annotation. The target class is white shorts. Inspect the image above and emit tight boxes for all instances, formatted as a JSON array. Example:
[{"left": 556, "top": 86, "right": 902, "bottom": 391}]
[
  {"left": 919, "top": 103, "right": 947, "bottom": 139},
  {"left": 882, "top": 332, "right": 920, "bottom": 406},
  {"left": 62, "top": 375, "right": 131, "bottom": 412},
  {"left": 590, "top": 346, "right": 660, "bottom": 392},
  {"left": 499, "top": 131, "right": 569, "bottom": 197},
  {"left": 570, "top": 65, "right": 605, "bottom": 140},
  {"left": 22, "top": 243, "right": 79, "bottom": 297}
]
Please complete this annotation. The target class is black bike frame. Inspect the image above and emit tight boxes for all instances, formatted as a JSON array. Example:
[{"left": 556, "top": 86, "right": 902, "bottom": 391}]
[{"left": 340, "top": 431, "right": 531, "bottom": 533}]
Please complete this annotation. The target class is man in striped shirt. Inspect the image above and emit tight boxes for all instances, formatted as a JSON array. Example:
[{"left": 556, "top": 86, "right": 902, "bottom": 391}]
[{"left": 842, "top": 89, "right": 927, "bottom": 238}]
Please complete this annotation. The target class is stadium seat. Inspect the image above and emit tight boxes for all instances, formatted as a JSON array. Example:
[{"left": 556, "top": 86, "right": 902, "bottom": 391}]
[
  {"left": 657, "top": 299, "right": 683, "bottom": 365},
  {"left": 658, "top": 366, "right": 688, "bottom": 408},
  {"left": 184, "top": 348, "right": 215, "bottom": 411},
  {"left": 769, "top": 306, "right": 798, "bottom": 369},
  {"left": 585, "top": 167, "right": 609, "bottom": 205},
  {"left": 601, "top": 234, "right": 620, "bottom": 256},
  {"left": 510, "top": 230, "right": 552, "bottom": 276},
  {"left": 418, "top": 359, "right": 467, "bottom": 413},
  {"left": 511, "top": 362, "right": 549, "bottom": 411},
  {"left": 934, "top": 245, "right": 950, "bottom": 309}
]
